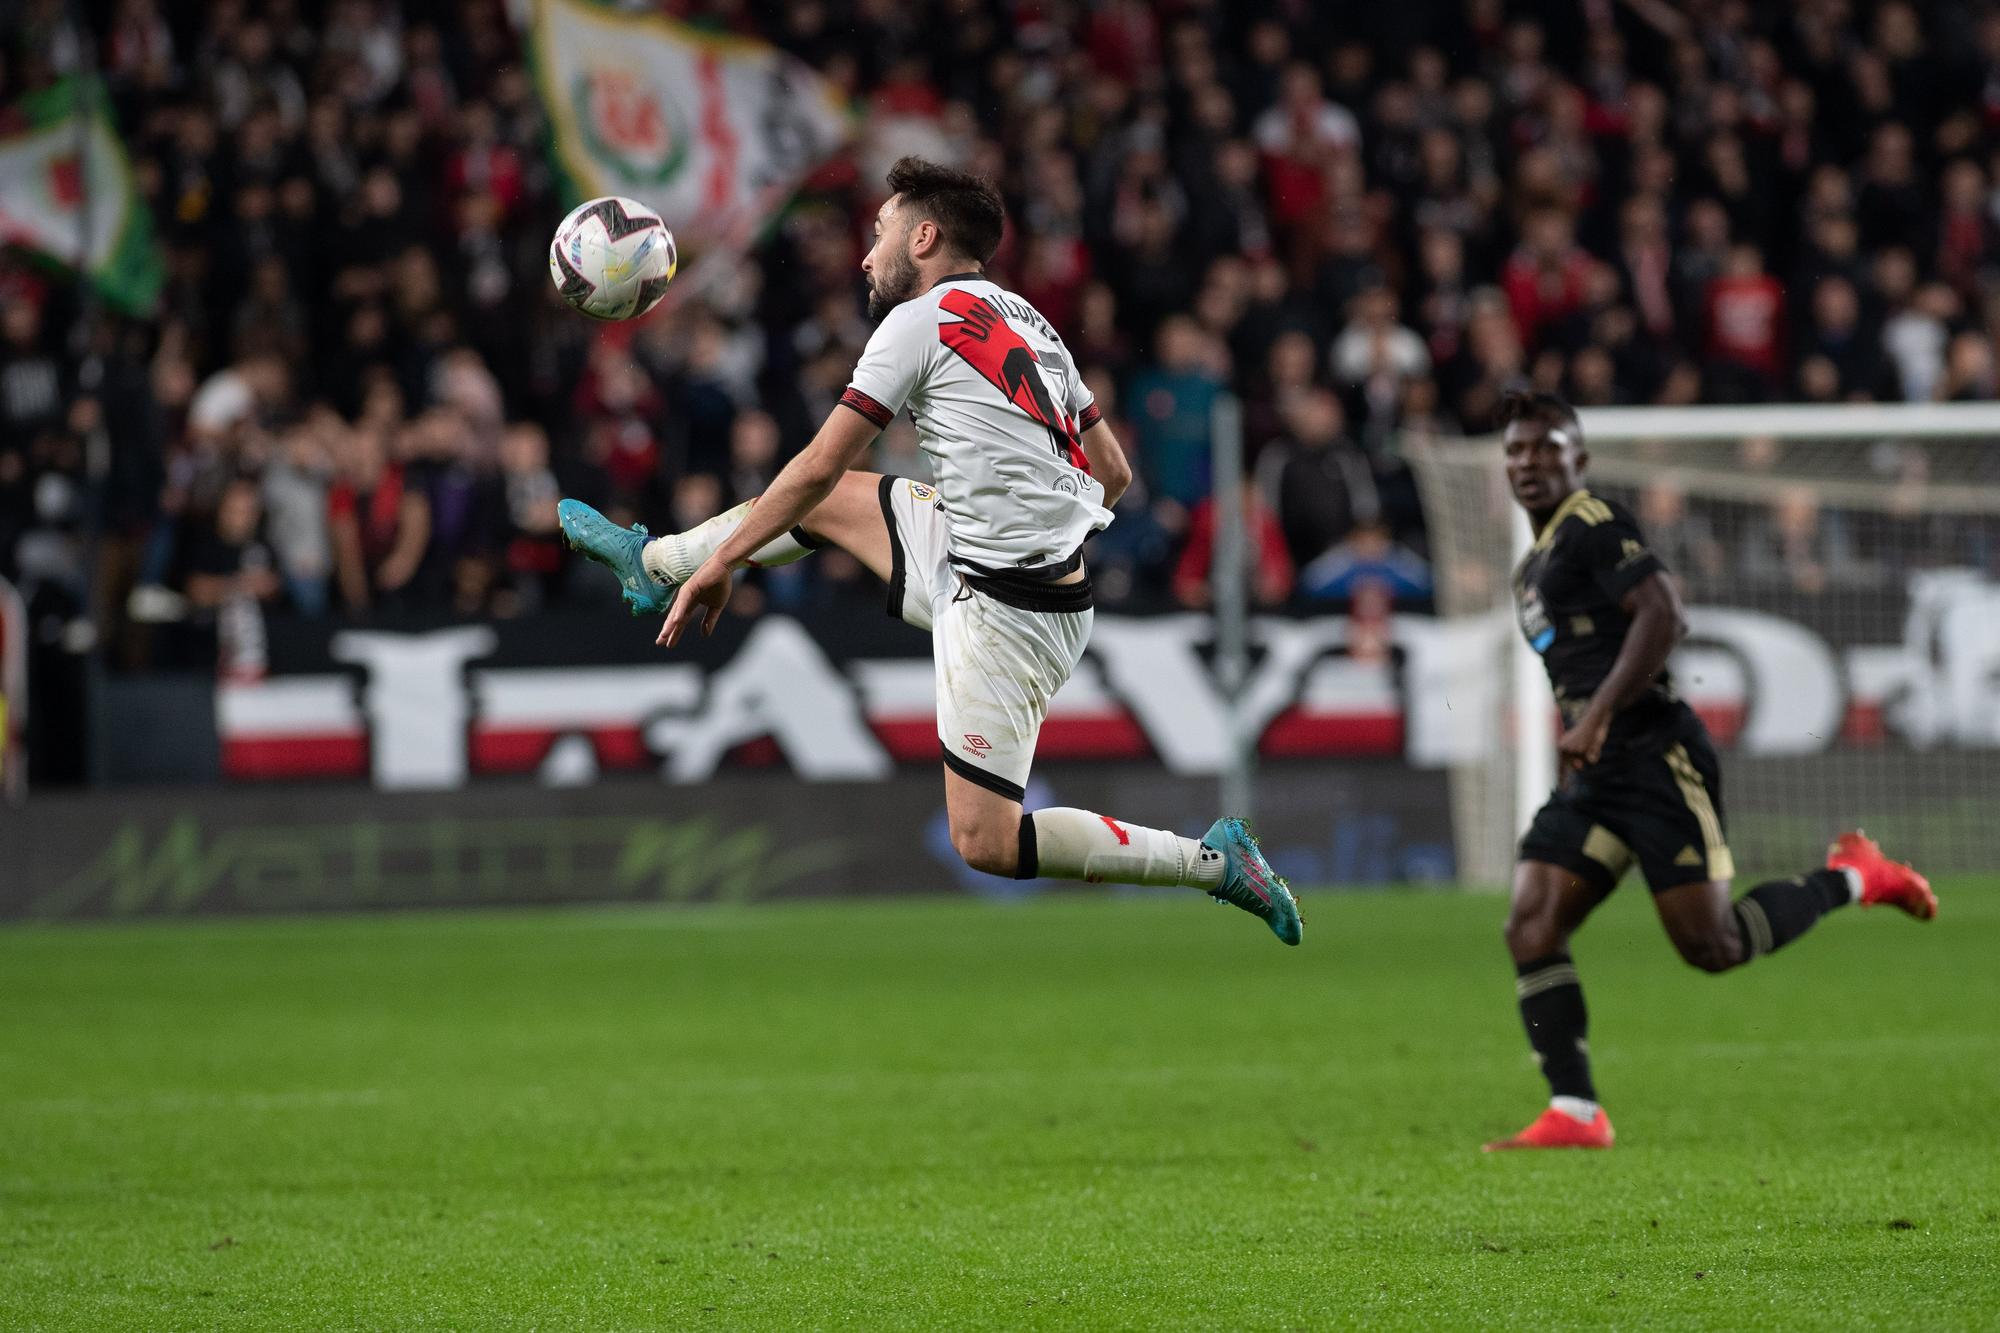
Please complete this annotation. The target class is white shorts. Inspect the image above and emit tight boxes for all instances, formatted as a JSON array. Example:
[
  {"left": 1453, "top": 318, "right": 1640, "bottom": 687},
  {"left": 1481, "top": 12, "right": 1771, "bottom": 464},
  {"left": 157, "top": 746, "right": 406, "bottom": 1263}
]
[{"left": 878, "top": 476, "right": 1092, "bottom": 800}]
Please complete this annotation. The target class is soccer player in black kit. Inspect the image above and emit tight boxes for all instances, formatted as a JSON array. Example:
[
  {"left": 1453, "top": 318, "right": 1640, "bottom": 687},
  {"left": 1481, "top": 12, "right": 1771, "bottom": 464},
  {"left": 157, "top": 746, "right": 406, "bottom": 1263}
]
[{"left": 1485, "top": 393, "right": 1937, "bottom": 1151}]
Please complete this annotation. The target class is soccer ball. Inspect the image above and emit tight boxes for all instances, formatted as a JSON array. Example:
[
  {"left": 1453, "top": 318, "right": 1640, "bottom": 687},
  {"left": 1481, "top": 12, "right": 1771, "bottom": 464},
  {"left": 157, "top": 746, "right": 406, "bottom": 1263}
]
[{"left": 547, "top": 196, "right": 678, "bottom": 321}]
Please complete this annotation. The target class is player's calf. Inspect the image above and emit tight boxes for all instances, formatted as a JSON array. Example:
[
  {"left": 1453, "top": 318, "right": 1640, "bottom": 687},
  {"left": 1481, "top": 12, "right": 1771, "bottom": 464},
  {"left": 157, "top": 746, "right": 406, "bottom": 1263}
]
[
  {"left": 640, "top": 501, "right": 820, "bottom": 585},
  {"left": 1659, "top": 834, "right": 1931, "bottom": 974},
  {"left": 561, "top": 474, "right": 900, "bottom": 618},
  {"left": 644, "top": 470, "right": 897, "bottom": 587},
  {"left": 1665, "top": 921, "right": 1743, "bottom": 974},
  {"left": 1018, "top": 807, "right": 1303, "bottom": 946},
  {"left": 943, "top": 774, "right": 1300, "bottom": 944},
  {"left": 948, "top": 818, "right": 1020, "bottom": 879},
  {"left": 1658, "top": 871, "right": 1853, "bottom": 973},
  {"left": 1016, "top": 808, "right": 1221, "bottom": 887},
  {"left": 947, "top": 802, "right": 1214, "bottom": 886},
  {"left": 1726, "top": 869, "right": 1859, "bottom": 961},
  {"left": 1502, "top": 900, "right": 1568, "bottom": 965}
]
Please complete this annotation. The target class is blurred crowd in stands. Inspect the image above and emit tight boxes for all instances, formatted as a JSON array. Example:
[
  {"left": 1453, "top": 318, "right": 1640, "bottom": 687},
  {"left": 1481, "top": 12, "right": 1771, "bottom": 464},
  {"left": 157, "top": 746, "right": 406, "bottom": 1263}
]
[{"left": 6, "top": 0, "right": 2000, "bottom": 673}]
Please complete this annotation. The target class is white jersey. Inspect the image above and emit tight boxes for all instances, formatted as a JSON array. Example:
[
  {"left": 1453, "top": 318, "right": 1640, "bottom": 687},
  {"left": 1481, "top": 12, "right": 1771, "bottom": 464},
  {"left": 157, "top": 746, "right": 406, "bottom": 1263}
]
[{"left": 841, "top": 274, "right": 1111, "bottom": 575}]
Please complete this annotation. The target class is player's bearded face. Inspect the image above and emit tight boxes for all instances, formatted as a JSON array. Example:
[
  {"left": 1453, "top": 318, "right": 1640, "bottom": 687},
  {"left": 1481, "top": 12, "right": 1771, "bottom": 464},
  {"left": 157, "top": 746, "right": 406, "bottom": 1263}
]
[{"left": 866, "top": 215, "right": 921, "bottom": 321}]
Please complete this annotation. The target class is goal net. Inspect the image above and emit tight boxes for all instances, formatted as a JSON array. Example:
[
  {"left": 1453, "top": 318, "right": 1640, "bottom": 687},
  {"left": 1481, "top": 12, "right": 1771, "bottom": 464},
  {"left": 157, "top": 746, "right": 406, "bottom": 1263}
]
[{"left": 1410, "top": 403, "right": 2000, "bottom": 889}]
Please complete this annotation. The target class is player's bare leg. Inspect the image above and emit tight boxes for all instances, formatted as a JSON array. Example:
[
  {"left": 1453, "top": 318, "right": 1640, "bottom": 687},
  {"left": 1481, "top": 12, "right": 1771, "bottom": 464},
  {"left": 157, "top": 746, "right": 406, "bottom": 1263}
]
[
  {"left": 1654, "top": 832, "right": 1932, "bottom": 976},
  {"left": 1485, "top": 860, "right": 1617, "bottom": 1151},
  {"left": 1489, "top": 835, "right": 1934, "bottom": 1150},
  {"left": 1652, "top": 879, "right": 1749, "bottom": 973},
  {"left": 940, "top": 764, "right": 1303, "bottom": 945},
  {"left": 556, "top": 472, "right": 892, "bottom": 615}
]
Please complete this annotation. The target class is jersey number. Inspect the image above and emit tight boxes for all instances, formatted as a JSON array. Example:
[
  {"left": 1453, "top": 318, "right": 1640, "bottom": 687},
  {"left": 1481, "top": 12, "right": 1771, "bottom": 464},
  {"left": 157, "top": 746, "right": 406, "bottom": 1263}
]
[{"left": 938, "top": 290, "right": 1090, "bottom": 472}]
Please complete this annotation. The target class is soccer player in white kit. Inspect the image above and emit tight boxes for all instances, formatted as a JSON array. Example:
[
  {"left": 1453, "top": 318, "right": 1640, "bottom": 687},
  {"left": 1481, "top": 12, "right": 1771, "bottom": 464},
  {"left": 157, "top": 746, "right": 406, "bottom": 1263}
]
[{"left": 557, "top": 157, "right": 1301, "bottom": 944}]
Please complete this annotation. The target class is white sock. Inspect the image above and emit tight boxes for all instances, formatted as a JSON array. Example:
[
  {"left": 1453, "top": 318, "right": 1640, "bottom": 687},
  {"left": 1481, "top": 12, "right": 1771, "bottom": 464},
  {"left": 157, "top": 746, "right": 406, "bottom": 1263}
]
[
  {"left": 1837, "top": 865, "right": 1863, "bottom": 903},
  {"left": 641, "top": 499, "right": 817, "bottom": 584},
  {"left": 1027, "top": 808, "right": 1225, "bottom": 888},
  {"left": 1549, "top": 1095, "right": 1600, "bottom": 1124}
]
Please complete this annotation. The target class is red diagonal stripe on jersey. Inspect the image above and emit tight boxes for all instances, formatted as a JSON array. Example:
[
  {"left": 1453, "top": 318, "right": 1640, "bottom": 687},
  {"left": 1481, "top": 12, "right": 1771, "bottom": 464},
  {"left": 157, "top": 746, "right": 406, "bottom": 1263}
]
[{"left": 936, "top": 289, "right": 1089, "bottom": 471}]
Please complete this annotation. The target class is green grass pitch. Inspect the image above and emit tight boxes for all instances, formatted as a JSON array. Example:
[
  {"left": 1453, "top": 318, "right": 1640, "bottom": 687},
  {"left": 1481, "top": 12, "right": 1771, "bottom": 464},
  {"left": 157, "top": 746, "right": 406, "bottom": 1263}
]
[{"left": 2, "top": 882, "right": 1996, "bottom": 1330}]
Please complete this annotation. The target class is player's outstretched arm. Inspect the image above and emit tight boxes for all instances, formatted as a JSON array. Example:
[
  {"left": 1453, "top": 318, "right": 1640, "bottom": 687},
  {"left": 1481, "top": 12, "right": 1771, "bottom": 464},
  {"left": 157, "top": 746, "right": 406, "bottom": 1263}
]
[
  {"left": 1558, "top": 571, "right": 1687, "bottom": 769},
  {"left": 659, "top": 406, "right": 880, "bottom": 646},
  {"left": 1079, "top": 420, "right": 1134, "bottom": 508}
]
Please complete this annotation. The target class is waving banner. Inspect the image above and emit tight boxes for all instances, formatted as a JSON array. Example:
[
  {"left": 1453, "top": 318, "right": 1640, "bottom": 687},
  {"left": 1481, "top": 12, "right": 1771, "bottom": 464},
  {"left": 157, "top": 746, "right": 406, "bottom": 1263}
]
[
  {"left": 0, "top": 77, "right": 162, "bottom": 314},
  {"left": 530, "top": 0, "right": 853, "bottom": 255}
]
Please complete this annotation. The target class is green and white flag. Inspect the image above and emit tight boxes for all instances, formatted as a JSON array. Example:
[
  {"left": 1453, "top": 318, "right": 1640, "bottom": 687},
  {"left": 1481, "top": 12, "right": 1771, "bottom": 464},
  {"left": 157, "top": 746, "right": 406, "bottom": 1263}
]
[
  {"left": 530, "top": 0, "right": 853, "bottom": 257},
  {"left": 0, "top": 77, "right": 163, "bottom": 315}
]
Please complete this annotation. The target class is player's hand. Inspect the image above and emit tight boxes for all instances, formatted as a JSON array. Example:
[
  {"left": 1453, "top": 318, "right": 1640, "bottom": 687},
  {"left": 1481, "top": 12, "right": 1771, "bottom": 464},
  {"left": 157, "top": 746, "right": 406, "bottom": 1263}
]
[
  {"left": 1557, "top": 708, "right": 1612, "bottom": 773},
  {"left": 658, "top": 557, "right": 733, "bottom": 647}
]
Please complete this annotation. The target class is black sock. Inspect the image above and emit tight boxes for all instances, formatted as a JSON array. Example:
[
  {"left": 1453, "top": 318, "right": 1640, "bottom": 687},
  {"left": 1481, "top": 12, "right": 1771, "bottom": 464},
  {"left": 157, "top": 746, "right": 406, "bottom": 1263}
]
[
  {"left": 1013, "top": 813, "right": 1039, "bottom": 881},
  {"left": 1516, "top": 952, "right": 1595, "bottom": 1102},
  {"left": 1732, "top": 868, "right": 1852, "bottom": 959}
]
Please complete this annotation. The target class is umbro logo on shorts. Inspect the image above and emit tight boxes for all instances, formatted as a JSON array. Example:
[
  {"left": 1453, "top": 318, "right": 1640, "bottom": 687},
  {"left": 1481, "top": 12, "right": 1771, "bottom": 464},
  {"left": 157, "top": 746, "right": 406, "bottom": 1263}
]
[{"left": 961, "top": 734, "right": 992, "bottom": 758}]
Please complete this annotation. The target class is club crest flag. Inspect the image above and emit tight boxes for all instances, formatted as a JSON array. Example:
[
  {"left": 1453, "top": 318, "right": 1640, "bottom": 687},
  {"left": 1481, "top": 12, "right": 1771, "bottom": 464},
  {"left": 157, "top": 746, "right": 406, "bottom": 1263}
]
[
  {"left": 0, "top": 78, "right": 163, "bottom": 315},
  {"left": 531, "top": 0, "right": 853, "bottom": 254}
]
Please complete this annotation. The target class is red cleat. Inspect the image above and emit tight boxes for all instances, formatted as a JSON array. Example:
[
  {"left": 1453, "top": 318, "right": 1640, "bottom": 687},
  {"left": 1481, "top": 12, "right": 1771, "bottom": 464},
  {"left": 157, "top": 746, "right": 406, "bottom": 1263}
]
[
  {"left": 1482, "top": 1105, "right": 1615, "bottom": 1152},
  {"left": 1828, "top": 831, "right": 1937, "bottom": 920}
]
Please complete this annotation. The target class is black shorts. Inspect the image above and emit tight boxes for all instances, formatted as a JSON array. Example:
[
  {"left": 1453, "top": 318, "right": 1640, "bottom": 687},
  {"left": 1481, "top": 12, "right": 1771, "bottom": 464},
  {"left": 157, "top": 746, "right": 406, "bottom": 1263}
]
[{"left": 1519, "top": 728, "right": 1735, "bottom": 893}]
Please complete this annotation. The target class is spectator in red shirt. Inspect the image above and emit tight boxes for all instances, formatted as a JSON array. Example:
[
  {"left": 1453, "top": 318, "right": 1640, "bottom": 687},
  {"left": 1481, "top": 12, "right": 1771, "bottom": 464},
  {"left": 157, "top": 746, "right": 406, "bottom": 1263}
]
[
  {"left": 1502, "top": 208, "right": 1593, "bottom": 349},
  {"left": 1017, "top": 233, "right": 1091, "bottom": 340},
  {"left": 328, "top": 420, "right": 430, "bottom": 612},
  {"left": 1172, "top": 487, "right": 1294, "bottom": 610},
  {"left": 571, "top": 342, "right": 665, "bottom": 501},
  {"left": 445, "top": 101, "right": 525, "bottom": 222},
  {"left": 1084, "top": 0, "right": 1159, "bottom": 86},
  {"left": 1254, "top": 62, "right": 1361, "bottom": 234},
  {"left": 1705, "top": 243, "right": 1787, "bottom": 398},
  {"left": 1936, "top": 158, "right": 1995, "bottom": 301}
]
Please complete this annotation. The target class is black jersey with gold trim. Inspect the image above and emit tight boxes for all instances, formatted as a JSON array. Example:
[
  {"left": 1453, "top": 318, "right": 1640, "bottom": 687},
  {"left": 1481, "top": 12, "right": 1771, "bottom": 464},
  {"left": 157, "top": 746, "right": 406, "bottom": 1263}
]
[{"left": 1512, "top": 489, "right": 1684, "bottom": 758}]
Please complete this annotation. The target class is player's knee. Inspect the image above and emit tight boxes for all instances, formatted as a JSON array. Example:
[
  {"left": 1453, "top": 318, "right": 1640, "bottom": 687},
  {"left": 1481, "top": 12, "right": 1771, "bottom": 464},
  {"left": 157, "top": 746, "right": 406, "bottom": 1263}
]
[
  {"left": 1502, "top": 908, "right": 1560, "bottom": 961},
  {"left": 950, "top": 821, "right": 1016, "bottom": 877},
  {"left": 1672, "top": 930, "right": 1741, "bottom": 974}
]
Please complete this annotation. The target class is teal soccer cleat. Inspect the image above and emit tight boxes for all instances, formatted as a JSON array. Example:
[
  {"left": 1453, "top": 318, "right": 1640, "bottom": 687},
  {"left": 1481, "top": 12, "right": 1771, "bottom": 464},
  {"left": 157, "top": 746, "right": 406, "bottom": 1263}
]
[
  {"left": 557, "top": 498, "right": 676, "bottom": 617},
  {"left": 1204, "top": 817, "right": 1304, "bottom": 946}
]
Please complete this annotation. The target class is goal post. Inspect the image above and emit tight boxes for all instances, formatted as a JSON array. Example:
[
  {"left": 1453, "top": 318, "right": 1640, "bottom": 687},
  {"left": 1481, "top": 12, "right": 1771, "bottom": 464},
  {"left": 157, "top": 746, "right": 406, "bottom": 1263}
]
[{"left": 1410, "top": 401, "right": 2000, "bottom": 889}]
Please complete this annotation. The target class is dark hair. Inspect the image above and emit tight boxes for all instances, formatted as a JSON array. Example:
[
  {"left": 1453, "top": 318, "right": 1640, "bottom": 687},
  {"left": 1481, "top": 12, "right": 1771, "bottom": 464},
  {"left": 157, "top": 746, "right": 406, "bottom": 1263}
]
[
  {"left": 885, "top": 156, "right": 1006, "bottom": 265},
  {"left": 1497, "top": 389, "right": 1582, "bottom": 441}
]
